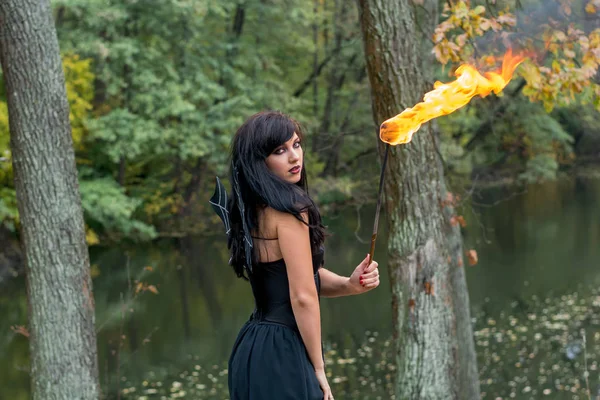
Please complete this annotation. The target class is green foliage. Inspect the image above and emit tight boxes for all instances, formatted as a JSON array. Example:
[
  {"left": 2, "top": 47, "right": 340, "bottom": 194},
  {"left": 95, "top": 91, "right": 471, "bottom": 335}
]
[
  {"left": 63, "top": 53, "right": 94, "bottom": 148},
  {"left": 0, "top": 187, "right": 17, "bottom": 232},
  {"left": 0, "top": 101, "right": 12, "bottom": 189},
  {"left": 439, "top": 95, "right": 574, "bottom": 181},
  {"left": 86, "top": 108, "right": 164, "bottom": 164},
  {"left": 554, "top": 104, "right": 600, "bottom": 157},
  {"left": 503, "top": 100, "right": 574, "bottom": 182},
  {"left": 46, "top": 0, "right": 372, "bottom": 242},
  {"left": 313, "top": 176, "right": 363, "bottom": 206},
  {"left": 79, "top": 176, "right": 156, "bottom": 242},
  {"left": 520, "top": 154, "right": 560, "bottom": 183},
  {"left": 437, "top": 104, "right": 481, "bottom": 175},
  {"left": 2, "top": 0, "right": 598, "bottom": 242}
]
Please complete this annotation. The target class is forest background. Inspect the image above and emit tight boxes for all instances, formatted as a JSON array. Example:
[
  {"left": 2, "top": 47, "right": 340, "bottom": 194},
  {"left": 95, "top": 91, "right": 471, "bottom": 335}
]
[
  {"left": 1, "top": 0, "right": 600, "bottom": 399},
  {"left": 1, "top": 0, "right": 599, "bottom": 245}
]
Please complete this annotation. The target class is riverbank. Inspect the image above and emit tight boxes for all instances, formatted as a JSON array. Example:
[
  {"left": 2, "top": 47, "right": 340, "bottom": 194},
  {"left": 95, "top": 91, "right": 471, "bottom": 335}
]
[{"left": 113, "top": 288, "right": 600, "bottom": 399}]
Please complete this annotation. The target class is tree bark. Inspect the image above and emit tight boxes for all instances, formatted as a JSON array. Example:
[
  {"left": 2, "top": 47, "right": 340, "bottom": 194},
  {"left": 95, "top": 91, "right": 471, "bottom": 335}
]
[
  {"left": 0, "top": 1, "right": 100, "bottom": 399},
  {"left": 357, "top": 0, "right": 480, "bottom": 398},
  {"left": 312, "top": 0, "right": 320, "bottom": 121}
]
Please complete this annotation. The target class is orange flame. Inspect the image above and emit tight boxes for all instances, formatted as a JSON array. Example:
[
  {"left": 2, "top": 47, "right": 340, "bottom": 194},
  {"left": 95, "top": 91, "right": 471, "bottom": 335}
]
[{"left": 380, "top": 49, "right": 527, "bottom": 145}]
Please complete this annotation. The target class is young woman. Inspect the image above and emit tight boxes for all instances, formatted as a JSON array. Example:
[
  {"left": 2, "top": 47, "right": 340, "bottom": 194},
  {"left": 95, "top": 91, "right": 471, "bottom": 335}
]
[{"left": 226, "top": 111, "right": 380, "bottom": 400}]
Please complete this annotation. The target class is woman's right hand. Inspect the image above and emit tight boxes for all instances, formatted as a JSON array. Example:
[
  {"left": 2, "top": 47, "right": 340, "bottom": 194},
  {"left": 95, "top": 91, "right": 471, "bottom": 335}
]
[{"left": 315, "top": 368, "right": 333, "bottom": 400}]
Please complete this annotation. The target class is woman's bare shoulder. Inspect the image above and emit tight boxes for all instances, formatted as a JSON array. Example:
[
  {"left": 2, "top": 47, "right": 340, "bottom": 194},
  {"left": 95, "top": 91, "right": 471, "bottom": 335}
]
[
  {"left": 256, "top": 206, "right": 283, "bottom": 238},
  {"left": 262, "top": 207, "right": 307, "bottom": 227}
]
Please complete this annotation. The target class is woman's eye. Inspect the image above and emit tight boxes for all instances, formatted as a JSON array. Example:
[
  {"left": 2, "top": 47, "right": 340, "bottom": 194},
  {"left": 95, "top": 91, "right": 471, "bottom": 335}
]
[{"left": 273, "top": 141, "right": 300, "bottom": 155}]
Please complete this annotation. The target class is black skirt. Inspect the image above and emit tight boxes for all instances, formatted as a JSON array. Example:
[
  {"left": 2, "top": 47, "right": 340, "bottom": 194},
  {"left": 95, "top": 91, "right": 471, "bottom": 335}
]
[{"left": 228, "top": 319, "right": 324, "bottom": 400}]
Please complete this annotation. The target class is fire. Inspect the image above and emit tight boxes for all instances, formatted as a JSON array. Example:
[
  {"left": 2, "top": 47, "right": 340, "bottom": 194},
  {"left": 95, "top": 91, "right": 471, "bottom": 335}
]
[{"left": 380, "top": 49, "right": 527, "bottom": 145}]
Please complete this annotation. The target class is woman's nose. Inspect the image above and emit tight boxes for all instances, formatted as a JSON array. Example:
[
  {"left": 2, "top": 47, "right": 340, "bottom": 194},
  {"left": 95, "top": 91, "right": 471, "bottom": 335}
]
[{"left": 289, "top": 149, "right": 299, "bottom": 161}]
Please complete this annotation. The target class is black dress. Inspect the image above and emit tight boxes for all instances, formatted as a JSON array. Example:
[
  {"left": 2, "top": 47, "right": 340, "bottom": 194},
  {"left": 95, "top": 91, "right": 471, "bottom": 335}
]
[{"left": 228, "top": 248, "right": 325, "bottom": 400}]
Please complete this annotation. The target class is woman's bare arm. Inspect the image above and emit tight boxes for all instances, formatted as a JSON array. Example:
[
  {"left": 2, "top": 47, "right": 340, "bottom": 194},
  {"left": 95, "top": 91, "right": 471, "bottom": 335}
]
[
  {"left": 319, "top": 255, "right": 380, "bottom": 298},
  {"left": 276, "top": 211, "right": 324, "bottom": 371},
  {"left": 318, "top": 268, "right": 357, "bottom": 297}
]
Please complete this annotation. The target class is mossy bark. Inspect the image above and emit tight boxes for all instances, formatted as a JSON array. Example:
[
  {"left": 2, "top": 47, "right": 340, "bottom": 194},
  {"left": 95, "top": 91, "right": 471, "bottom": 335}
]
[
  {"left": 0, "top": 1, "right": 100, "bottom": 399},
  {"left": 357, "top": 0, "right": 481, "bottom": 398}
]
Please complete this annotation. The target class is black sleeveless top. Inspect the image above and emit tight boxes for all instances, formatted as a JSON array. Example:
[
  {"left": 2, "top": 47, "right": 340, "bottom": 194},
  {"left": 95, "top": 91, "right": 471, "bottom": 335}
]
[{"left": 246, "top": 247, "right": 324, "bottom": 332}]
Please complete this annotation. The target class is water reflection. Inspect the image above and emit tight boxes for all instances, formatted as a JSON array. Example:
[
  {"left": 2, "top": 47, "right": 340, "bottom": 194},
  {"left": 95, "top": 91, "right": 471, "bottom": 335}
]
[
  {"left": 1, "top": 177, "right": 599, "bottom": 399},
  {"left": 463, "top": 177, "right": 600, "bottom": 315}
]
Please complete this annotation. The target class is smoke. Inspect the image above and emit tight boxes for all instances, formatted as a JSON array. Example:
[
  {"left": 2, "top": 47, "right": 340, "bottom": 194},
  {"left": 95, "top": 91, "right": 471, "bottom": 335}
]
[{"left": 471, "top": 0, "right": 597, "bottom": 61}]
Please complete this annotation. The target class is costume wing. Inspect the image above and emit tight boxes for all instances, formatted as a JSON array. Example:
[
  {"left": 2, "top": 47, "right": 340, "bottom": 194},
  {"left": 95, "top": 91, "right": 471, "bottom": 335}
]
[
  {"left": 209, "top": 176, "right": 231, "bottom": 235},
  {"left": 232, "top": 168, "right": 254, "bottom": 273},
  {"left": 209, "top": 173, "right": 253, "bottom": 274}
]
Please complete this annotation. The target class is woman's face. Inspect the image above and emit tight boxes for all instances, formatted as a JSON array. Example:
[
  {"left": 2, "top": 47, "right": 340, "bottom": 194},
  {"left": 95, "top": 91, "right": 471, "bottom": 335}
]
[{"left": 265, "top": 132, "right": 303, "bottom": 184}]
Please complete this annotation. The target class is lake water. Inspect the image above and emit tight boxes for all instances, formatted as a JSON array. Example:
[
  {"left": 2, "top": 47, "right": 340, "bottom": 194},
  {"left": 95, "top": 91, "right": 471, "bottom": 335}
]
[{"left": 1, "top": 176, "right": 599, "bottom": 399}]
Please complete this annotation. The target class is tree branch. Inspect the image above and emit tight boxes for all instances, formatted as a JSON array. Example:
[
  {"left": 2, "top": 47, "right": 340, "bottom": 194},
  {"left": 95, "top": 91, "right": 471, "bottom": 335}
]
[
  {"left": 463, "top": 78, "right": 527, "bottom": 152},
  {"left": 293, "top": 50, "right": 338, "bottom": 97}
]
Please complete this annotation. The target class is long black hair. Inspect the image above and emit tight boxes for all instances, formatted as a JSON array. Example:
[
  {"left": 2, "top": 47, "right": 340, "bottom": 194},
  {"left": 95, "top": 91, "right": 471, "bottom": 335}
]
[{"left": 228, "top": 110, "right": 326, "bottom": 279}]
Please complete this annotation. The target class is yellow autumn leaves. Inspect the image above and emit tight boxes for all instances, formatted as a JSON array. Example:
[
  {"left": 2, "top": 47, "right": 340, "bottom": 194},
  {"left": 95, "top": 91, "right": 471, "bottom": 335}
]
[{"left": 432, "top": 0, "right": 600, "bottom": 112}]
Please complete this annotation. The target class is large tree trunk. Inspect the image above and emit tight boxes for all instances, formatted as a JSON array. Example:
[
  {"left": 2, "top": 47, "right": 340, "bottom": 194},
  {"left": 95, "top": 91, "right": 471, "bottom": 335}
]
[
  {"left": 0, "top": 1, "right": 100, "bottom": 399},
  {"left": 357, "top": 0, "right": 480, "bottom": 398}
]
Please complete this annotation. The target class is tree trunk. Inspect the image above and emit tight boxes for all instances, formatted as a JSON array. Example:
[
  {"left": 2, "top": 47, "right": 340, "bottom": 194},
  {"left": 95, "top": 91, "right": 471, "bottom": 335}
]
[
  {"left": 357, "top": 0, "right": 480, "bottom": 398},
  {"left": 312, "top": 0, "right": 320, "bottom": 141},
  {"left": 0, "top": 1, "right": 100, "bottom": 399}
]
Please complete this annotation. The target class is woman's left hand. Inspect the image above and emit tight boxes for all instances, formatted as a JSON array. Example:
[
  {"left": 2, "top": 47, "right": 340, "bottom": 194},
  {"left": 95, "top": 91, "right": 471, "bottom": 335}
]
[{"left": 348, "top": 254, "right": 379, "bottom": 294}]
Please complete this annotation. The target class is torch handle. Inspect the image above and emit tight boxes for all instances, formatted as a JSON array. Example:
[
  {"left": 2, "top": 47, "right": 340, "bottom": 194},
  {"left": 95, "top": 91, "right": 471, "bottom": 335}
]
[
  {"left": 368, "top": 144, "right": 390, "bottom": 264},
  {"left": 368, "top": 233, "right": 377, "bottom": 264}
]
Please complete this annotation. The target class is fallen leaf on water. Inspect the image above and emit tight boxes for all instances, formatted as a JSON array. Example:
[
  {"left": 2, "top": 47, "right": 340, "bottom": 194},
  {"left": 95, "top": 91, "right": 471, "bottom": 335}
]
[
  {"left": 466, "top": 249, "right": 478, "bottom": 266},
  {"left": 11, "top": 325, "right": 29, "bottom": 338}
]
